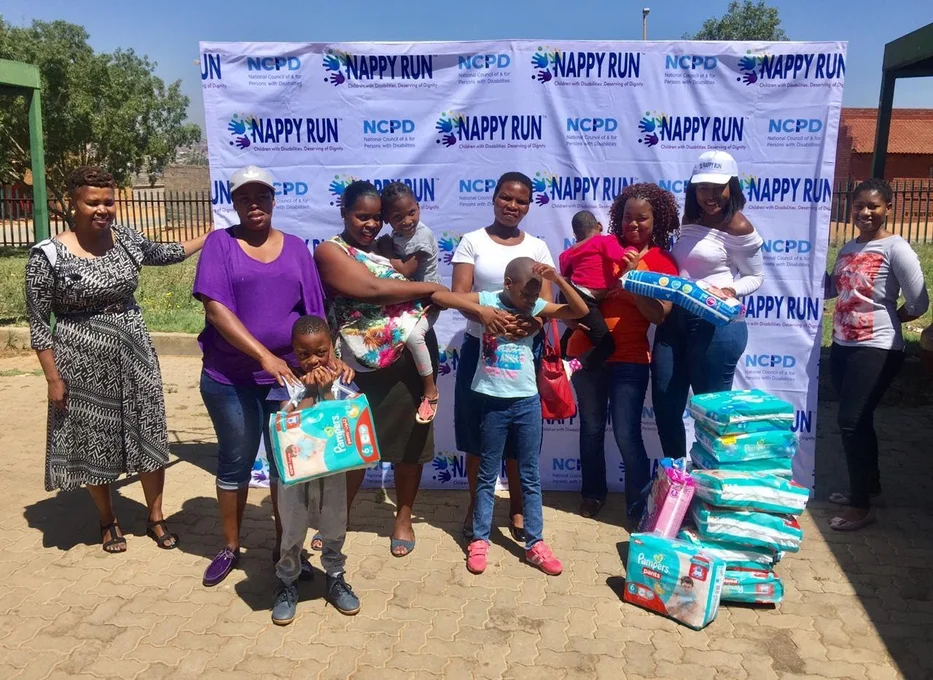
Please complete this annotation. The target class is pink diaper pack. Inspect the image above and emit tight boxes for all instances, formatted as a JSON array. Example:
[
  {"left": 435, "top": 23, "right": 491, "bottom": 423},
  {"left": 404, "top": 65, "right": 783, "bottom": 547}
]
[{"left": 639, "top": 458, "right": 696, "bottom": 538}]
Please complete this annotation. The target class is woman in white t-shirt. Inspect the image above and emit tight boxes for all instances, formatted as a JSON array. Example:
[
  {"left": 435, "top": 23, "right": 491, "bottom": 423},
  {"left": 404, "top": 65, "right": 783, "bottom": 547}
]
[
  {"left": 451, "top": 172, "right": 555, "bottom": 541},
  {"left": 652, "top": 151, "right": 765, "bottom": 460},
  {"left": 825, "top": 178, "right": 928, "bottom": 531}
]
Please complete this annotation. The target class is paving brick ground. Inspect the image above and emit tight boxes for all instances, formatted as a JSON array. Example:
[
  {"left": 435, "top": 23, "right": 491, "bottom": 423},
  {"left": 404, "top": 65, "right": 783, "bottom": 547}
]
[{"left": 1, "top": 352, "right": 931, "bottom": 679}]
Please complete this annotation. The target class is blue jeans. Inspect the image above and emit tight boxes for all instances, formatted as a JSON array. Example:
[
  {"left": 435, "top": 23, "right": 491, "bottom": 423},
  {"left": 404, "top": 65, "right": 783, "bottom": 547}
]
[
  {"left": 572, "top": 362, "right": 651, "bottom": 517},
  {"left": 473, "top": 394, "right": 543, "bottom": 550},
  {"left": 199, "top": 371, "right": 280, "bottom": 491},
  {"left": 651, "top": 307, "right": 749, "bottom": 459}
]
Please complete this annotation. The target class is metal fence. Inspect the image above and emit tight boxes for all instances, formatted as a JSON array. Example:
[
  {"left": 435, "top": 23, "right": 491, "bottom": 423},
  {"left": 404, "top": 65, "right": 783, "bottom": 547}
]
[
  {"left": 0, "top": 190, "right": 213, "bottom": 247},
  {"left": 2, "top": 181, "right": 933, "bottom": 248},
  {"left": 830, "top": 179, "right": 933, "bottom": 246}
]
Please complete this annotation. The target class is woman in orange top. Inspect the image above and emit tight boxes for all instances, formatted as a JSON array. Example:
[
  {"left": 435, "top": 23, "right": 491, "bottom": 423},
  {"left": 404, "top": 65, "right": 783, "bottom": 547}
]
[{"left": 566, "top": 183, "right": 680, "bottom": 521}]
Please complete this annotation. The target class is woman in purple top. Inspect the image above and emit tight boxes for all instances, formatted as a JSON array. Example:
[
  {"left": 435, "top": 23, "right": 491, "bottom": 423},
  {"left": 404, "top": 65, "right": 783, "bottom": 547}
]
[{"left": 194, "top": 166, "right": 343, "bottom": 587}]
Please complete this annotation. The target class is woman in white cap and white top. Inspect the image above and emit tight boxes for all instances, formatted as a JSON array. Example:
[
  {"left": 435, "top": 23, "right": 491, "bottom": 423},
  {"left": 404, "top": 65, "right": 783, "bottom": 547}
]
[{"left": 651, "top": 151, "right": 765, "bottom": 459}]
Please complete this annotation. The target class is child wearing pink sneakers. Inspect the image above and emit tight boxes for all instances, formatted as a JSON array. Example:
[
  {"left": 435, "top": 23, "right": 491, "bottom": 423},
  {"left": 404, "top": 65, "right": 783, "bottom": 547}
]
[{"left": 431, "top": 257, "right": 588, "bottom": 575}]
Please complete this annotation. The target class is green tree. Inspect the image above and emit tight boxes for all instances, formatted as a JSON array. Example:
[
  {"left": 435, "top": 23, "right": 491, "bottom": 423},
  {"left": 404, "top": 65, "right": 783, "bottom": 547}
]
[
  {"left": 685, "top": 0, "right": 788, "bottom": 41},
  {"left": 0, "top": 17, "right": 200, "bottom": 225}
]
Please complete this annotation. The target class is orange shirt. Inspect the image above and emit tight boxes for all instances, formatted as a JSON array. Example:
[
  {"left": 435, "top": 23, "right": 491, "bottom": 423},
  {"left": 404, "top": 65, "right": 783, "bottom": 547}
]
[{"left": 566, "top": 247, "right": 679, "bottom": 365}]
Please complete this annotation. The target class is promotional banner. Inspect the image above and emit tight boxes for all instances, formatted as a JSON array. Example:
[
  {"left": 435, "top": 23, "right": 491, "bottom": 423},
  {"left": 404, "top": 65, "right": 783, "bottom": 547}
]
[{"left": 200, "top": 40, "right": 845, "bottom": 491}]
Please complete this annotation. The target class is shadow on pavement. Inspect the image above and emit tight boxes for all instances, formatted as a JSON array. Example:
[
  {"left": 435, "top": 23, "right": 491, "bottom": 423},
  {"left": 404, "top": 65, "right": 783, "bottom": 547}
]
[
  {"left": 22, "top": 458, "right": 182, "bottom": 551},
  {"left": 813, "top": 349, "right": 933, "bottom": 679}
]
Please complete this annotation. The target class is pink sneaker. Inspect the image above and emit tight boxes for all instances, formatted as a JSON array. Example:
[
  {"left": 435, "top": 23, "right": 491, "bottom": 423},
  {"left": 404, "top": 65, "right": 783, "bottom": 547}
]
[
  {"left": 526, "top": 542, "right": 562, "bottom": 576},
  {"left": 466, "top": 540, "right": 488, "bottom": 574}
]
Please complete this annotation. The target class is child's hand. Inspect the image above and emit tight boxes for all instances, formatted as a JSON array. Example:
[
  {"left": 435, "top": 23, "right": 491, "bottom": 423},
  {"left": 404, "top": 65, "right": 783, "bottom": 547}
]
[
  {"left": 328, "top": 355, "right": 356, "bottom": 384},
  {"left": 620, "top": 248, "right": 640, "bottom": 274},
  {"left": 531, "top": 262, "right": 560, "bottom": 282},
  {"left": 303, "top": 366, "right": 336, "bottom": 392},
  {"left": 478, "top": 306, "right": 511, "bottom": 336}
]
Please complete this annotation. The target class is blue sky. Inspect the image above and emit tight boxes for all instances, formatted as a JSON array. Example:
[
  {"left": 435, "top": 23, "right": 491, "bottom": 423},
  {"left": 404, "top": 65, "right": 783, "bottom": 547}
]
[{"left": 3, "top": 0, "right": 932, "bottom": 128}]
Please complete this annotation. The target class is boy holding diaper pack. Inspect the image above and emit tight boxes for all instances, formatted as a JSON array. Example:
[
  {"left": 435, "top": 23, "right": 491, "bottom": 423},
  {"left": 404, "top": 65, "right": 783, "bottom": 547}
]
[{"left": 268, "top": 315, "right": 360, "bottom": 625}]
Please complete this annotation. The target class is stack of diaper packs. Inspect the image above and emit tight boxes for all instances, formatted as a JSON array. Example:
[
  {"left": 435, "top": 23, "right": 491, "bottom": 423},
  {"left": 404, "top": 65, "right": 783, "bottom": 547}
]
[{"left": 683, "top": 389, "right": 810, "bottom": 605}]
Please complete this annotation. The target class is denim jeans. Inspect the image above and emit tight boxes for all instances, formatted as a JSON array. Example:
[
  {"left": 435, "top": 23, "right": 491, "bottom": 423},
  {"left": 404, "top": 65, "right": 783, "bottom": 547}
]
[
  {"left": 199, "top": 371, "right": 280, "bottom": 491},
  {"left": 473, "top": 394, "right": 544, "bottom": 550},
  {"left": 651, "top": 306, "right": 749, "bottom": 459},
  {"left": 572, "top": 362, "right": 651, "bottom": 517}
]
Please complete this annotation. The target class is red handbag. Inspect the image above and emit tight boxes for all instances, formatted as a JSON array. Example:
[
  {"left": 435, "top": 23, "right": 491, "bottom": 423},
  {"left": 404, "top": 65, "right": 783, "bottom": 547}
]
[{"left": 537, "top": 319, "right": 577, "bottom": 420}]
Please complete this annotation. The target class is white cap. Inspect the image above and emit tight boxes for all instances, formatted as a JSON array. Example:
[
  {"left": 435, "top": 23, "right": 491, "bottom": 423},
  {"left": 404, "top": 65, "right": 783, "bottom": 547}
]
[
  {"left": 690, "top": 151, "right": 738, "bottom": 185},
  {"left": 229, "top": 165, "right": 275, "bottom": 195}
]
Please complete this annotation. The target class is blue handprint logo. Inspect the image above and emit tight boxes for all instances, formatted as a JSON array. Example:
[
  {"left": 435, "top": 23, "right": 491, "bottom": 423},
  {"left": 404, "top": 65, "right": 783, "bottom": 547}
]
[
  {"left": 737, "top": 53, "right": 760, "bottom": 86},
  {"left": 637, "top": 116, "right": 656, "bottom": 134},
  {"left": 322, "top": 50, "right": 349, "bottom": 86},
  {"left": 328, "top": 174, "right": 358, "bottom": 207},
  {"left": 530, "top": 46, "right": 557, "bottom": 84},
  {"left": 226, "top": 114, "right": 253, "bottom": 149},
  {"left": 531, "top": 171, "right": 554, "bottom": 206},
  {"left": 435, "top": 112, "right": 462, "bottom": 148},
  {"left": 432, "top": 455, "right": 456, "bottom": 483},
  {"left": 636, "top": 112, "right": 666, "bottom": 147}
]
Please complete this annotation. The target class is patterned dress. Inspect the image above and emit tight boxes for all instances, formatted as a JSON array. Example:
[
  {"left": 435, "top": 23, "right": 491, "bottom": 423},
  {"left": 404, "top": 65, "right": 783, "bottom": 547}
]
[
  {"left": 25, "top": 225, "right": 186, "bottom": 491},
  {"left": 326, "top": 235, "right": 426, "bottom": 369}
]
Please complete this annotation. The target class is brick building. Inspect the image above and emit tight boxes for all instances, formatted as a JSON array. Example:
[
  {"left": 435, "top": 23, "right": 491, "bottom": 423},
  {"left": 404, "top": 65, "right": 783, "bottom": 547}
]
[{"left": 836, "top": 108, "right": 933, "bottom": 180}]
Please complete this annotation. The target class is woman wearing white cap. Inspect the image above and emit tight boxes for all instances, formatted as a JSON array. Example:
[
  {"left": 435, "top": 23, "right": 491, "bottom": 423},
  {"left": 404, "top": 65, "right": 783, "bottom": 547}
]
[
  {"left": 194, "top": 165, "right": 350, "bottom": 589},
  {"left": 651, "top": 151, "right": 764, "bottom": 459}
]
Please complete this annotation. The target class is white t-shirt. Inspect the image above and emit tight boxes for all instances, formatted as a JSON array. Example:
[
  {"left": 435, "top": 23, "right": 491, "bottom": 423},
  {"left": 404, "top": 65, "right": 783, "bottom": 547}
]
[
  {"left": 672, "top": 224, "right": 764, "bottom": 298},
  {"left": 451, "top": 228, "right": 555, "bottom": 338}
]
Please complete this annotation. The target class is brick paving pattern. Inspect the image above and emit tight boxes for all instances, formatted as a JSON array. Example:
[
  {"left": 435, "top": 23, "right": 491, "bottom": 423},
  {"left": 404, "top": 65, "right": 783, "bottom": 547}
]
[{"left": 0, "top": 353, "right": 931, "bottom": 679}]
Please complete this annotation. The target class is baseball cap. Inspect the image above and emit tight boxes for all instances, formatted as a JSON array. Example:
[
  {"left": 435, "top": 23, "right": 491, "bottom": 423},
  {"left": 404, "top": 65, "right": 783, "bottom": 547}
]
[
  {"left": 229, "top": 165, "right": 276, "bottom": 195},
  {"left": 690, "top": 151, "right": 738, "bottom": 185}
]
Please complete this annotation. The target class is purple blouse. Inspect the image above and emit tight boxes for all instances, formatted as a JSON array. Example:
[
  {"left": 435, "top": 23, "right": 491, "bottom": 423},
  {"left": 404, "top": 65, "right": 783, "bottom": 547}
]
[{"left": 193, "top": 227, "right": 325, "bottom": 385}]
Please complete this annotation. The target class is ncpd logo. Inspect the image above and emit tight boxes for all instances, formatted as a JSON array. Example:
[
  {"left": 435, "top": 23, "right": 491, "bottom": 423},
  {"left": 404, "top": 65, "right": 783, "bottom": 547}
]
[
  {"left": 322, "top": 49, "right": 434, "bottom": 88},
  {"left": 531, "top": 46, "right": 641, "bottom": 86},
  {"left": 211, "top": 178, "right": 309, "bottom": 207},
  {"left": 737, "top": 52, "right": 845, "bottom": 86}
]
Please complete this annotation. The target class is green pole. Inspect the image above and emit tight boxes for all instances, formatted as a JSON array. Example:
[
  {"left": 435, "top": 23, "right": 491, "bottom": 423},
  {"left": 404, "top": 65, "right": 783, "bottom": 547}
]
[{"left": 29, "top": 88, "right": 49, "bottom": 242}]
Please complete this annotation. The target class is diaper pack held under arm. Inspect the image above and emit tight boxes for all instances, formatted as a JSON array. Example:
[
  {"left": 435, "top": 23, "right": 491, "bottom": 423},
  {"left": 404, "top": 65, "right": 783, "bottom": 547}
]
[{"left": 620, "top": 270, "right": 744, "bottom": 327}]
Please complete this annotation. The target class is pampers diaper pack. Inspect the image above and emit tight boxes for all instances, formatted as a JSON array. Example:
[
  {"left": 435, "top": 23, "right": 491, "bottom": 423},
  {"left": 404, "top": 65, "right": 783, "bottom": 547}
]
[
  {"left": 624, "top": 533, "right": 726, "bottom": 630},
  {"left": 691, "top": 470, "right": 810, "bottom": 515},
  {"left": 690, "top": 389, "right": 795, "bottom": 436},
  {"left": 269, "top": 393, "right": 381, "bottom": 485},
  {"left": 677, "top": 526, "right": 777, "bottom": 571},
  {"left": 690, "top": 443, "right": 793, "bottom": 477},
  {"left": 620, "top": 270, "right": 743, "bottom": 327},
  {"left": 694, "top": 425, "right": 797, "bottom": 463},
  {"left": 692, "top": 502, "right": 803, "bottom": 553},
  {"left": 721, "top": 568, "right": 784, "bottom": 605},
  {"left": 639, "top": 458, "right": 696, "bottom": 538}
]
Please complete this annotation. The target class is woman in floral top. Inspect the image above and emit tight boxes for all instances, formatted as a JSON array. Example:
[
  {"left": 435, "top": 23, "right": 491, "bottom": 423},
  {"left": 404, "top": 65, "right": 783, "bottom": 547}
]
[{"left": 314, "top": 181, "right": 447, "bottom": 557}]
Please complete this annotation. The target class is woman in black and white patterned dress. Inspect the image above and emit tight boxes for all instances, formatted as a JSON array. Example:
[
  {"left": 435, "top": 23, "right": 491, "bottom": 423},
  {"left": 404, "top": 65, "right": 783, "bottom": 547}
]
[{"left": 25, "top": 167, "right": 206, "bottom": 553}]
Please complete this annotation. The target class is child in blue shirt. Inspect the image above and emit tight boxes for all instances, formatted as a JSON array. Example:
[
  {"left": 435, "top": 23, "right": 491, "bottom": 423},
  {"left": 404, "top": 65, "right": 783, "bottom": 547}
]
[{"left": 431, "top": 257, "right": 587, "bottom": 576}]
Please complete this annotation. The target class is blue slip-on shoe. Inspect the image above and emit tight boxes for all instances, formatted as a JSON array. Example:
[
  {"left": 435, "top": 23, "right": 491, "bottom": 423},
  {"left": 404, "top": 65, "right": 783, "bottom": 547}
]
[
  {"left": 325, "top": 573, "right": 360, "bottom": 616},
  {"left": 203, "top": 547, "right": 240, "bottom": 587},
  {"left": 272, "top": 582, "right": 299, "bottom": 625}
]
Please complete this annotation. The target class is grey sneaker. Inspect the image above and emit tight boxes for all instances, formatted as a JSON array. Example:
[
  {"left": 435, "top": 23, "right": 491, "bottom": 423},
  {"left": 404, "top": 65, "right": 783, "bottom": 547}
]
[
  {"left": 271, "top": 582, "right": 298, "bottom": 626},
  {"left": 326, "top": 573, "right": 360, "bottom": 616}
]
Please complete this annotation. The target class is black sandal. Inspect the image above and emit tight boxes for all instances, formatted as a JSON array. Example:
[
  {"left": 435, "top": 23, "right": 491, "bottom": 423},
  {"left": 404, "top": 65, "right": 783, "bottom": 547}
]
[
  {"left": 100, "top": 521, "right": 127, "bottom": 554},
  {"left": 146, "top": 519, "right": 178, "bottom": 550}
]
